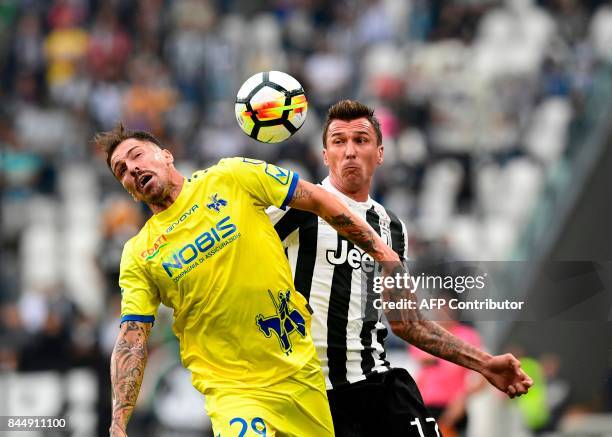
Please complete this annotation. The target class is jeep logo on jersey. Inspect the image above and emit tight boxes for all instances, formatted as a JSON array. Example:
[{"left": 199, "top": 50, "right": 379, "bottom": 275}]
[
  {"left": 327, "top": 239, "right": 376, "bottom": 271},
  {"left": 166, "top": 204, "right": 199, "bottom": 233},
  {"left": 206, "top": 194, "right": 227, "bottom": 212},
  {"left": 256, "top": 290, "right": 306, "bottom": 355}
]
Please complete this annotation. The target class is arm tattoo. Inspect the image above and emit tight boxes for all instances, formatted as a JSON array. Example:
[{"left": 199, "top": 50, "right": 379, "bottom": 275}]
[
  {"left": 292, "top": 186, "right": 312, "bottom": 200},
  {"left": 323, "top": 214, "right": 377, "bottom": 253},
  {"left": 391, "top": 308, "right": 485, "bottom": 372},
  {"left": 110, "top": 321, "right": 151, "bottom": 434},
  {"left": 324, "top": 213, "right": 353, "bottom": 227},
  {"left": 382, "top": 274, "right": 487, "bottom": 372}
]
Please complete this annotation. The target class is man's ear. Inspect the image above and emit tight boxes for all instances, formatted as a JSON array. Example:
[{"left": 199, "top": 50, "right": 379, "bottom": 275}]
[
  {"left": 377, "top": 144, "right": 384, "bottom": 165},
  {"left": 322, "top": 147, "right": 330, "bottom": 167},
  {"left": 161, "top": 148, "right": 174, "bottom": 164}
]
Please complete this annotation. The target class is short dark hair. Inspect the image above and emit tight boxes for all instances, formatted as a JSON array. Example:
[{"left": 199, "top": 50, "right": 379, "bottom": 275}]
[
  {"left": 322, "top": 100, "right": 382, "bottom": 147},
  {"left": 94, "top": 123, "right": 163, "bottom": 169}
]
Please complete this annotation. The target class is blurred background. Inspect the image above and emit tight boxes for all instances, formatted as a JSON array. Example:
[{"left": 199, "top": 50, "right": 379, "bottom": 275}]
[{"left": 1, "top": 0, "right": 612, "bottom": 436}]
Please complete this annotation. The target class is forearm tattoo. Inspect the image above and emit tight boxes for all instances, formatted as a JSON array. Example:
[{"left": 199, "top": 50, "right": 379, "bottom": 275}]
[
  {"left": 324, "top": 213, "right": 377, "bottom": 254},
  {"left": 292, "top": 187, "right": 312, "bottom": 200},
  {"left": 394, "top": 315, "right": 484, "bottom": 371},
  {"left": 110, "top": 321, "right": 150, "bottom": 433},
  {"left": 381, "top": 275, "right": 485, "bottom": 372}
]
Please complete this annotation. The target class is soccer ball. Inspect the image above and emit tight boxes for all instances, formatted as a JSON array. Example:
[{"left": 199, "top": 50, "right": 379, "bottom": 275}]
[{"left": 235, "top": 71, "right": 308, "bottom": 143}]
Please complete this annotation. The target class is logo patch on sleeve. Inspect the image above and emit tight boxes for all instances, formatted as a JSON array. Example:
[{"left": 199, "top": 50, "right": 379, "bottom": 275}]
[{"left": 265, "top": 164, "right": 290, "bottom": 185}]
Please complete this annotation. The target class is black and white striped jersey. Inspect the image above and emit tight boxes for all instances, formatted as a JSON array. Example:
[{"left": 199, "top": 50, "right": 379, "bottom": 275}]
[{"left": 267, "top": 177, "right": 409, "bottom": 390}]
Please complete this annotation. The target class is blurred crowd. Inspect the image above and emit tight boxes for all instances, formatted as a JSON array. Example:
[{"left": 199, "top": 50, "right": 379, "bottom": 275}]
[{"left": 2, "top": 0, "right": 612, "bottom": 435}]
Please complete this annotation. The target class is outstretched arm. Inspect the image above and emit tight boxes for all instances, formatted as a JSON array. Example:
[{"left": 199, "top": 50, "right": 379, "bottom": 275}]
[
  {"left": 289, "top": 179, "right": 399, "bottom": 264},
  {"left": 110, "top": 320, "right": 152, "bottom": 436},
  {"left": 289, "top": 179, "right": 532, "bottom": 398},
  {"left": 387, "top": 288, "right": 532, "bottom": 398}
]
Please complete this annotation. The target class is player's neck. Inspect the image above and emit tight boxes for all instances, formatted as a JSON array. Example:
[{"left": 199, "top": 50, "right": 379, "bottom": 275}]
[
  {"left": 329, "top": 175, "right": 370, "bottom": 202},
  {"left": 147, "top": 171, "right": 185, "bottom": 214}
]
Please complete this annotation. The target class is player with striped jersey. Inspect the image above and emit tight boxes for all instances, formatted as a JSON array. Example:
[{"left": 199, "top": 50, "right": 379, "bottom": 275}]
[{"left": 268, "top": 100, "right": 533, "bottom": 437}]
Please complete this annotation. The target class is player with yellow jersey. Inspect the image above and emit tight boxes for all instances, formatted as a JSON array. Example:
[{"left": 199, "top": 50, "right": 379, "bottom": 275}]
[{"left": 96, "top": 124, "right": 404, "bottom": 437}]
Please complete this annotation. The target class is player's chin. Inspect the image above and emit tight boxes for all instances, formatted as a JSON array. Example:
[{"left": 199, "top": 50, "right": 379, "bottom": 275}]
[
  {"left": 141, "top": 184, "right": 163, "bottom": 203},
  {"left": 341, "top": 170, "right": 363, "bottom": 185}
]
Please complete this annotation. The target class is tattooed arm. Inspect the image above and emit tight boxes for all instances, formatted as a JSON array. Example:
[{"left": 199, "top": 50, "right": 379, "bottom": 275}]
[
  {"left": 289, "top": 179, "right": 399, "bottom": 263},
  {"left": 110, "top": 320, "right": 152, "bottom": 436},
  {"left": 290, "top": 179, "right": 532, "bottom": 397},
  {"left": 384, "top": 283, "right": 532, "bottom": 398}
]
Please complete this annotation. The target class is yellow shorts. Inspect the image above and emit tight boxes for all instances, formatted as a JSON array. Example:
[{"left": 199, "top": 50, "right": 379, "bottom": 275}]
[{"left": 205, "top": 356, "right": 334, "bottom": 437}]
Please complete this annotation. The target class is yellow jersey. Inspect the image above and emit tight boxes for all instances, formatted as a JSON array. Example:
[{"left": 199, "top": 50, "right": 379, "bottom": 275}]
[{"left": 118, "top": 157, "right": 316, "bottom": 393}]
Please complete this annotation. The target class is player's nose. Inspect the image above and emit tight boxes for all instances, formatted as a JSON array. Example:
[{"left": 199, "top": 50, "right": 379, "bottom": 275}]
[
  {"left": 345, "top": 141, "right": 357, "bottom": 157},
  {"left": 128, "top": 163, "right": 141, "bottom": 177}
]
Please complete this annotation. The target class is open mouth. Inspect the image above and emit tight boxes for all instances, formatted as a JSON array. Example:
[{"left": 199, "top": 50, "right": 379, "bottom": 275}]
[{"left": 138, "top": 174, "right": 153, "bottom": 190}]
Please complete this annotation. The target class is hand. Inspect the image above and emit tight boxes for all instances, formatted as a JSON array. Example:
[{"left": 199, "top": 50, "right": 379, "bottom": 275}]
[
  {"left": 110, "top": 423, "right": 127, "bottom": 437},
  {"left": 480, "top": 353, "right": 533, "bottom": 398}
]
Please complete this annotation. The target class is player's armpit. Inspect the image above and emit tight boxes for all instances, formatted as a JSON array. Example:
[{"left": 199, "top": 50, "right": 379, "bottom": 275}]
[
  {"left": 288, "top": 179, "right": 399, "bottom": 264},
  {"left": 110, "top": 320, "right": 152, "bottom": 436}
]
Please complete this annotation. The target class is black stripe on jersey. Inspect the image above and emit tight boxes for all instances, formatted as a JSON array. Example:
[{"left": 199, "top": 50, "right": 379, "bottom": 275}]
[
  {"left": 360, "top": 207, "right": 381, "bottom": 376},
  {"left": 375, "top": 208, "right": 404, "bottom": 372},
  {"left": 274, "top": 209, "right": 318, "bottom": 300},
  {"left": 377, "top": 324, "right": 389, "bottom": 366},
  {"left": 387, "top": 209, "right": 406, "bottom": 261},
  {"left": 294, "top": 214, "right": 318, "bottom": 301},
  {"left": 274, "top": 208, "right": 308, "bottom": 241},
  {"left": 327, "top": 234, "right": 354, "bottom": 388}
]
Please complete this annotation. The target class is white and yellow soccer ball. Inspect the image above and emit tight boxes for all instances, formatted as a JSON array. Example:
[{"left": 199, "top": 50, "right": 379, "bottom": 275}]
[{"left": 235, "top": 71, "right": 308, "bottom": 143}]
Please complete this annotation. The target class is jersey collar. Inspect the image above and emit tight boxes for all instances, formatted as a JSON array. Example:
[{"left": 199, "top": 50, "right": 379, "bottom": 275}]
[{"left": 321, "top": 176, "right": 373, "bottom": 208}]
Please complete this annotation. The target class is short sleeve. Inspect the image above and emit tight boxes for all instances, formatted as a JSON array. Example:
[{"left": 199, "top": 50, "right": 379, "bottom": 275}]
[
  {"left": 119, "top": 239, "right": 160, "bottom": 324},
  {"left": 219, "top": 157, "right": 299, "bottom": 209}
]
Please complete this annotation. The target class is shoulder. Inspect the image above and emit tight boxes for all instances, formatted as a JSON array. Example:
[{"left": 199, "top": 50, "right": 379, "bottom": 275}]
[
  {"left": 197, "top": 157, "right": 242, "bottom": 178},
  {"left": 120, "top": 233, "right": 142, "bottom": 266},
  {"left": 205, "top": 157, "right": 271, "bottom": 181},
  {"left": 184, "top": 158, "right": 246, "bottom": 188},
  {"left": 214, "top": 157, "right": 265, "bottom": 172},
  {"left": 385, "top": 206, "right": 408, "bottom": 238},
  {"left": 121, "top": 221, "right": 154, "bottom": 261},
  {"left": 371, "top": 200, "right": 407, "bottom": 229}
]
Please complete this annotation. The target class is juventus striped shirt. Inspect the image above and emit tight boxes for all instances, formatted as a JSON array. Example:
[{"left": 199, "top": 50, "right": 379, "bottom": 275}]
[{"left": 267, "top": 177, "right": 409, "bottom": 390}]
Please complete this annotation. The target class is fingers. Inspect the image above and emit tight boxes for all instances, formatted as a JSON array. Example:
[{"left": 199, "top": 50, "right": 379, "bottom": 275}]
[
  {"left": 514, "top": 382, "right": 528, "bottom": 395},
  {"left": 507, "top": 381, "right": 529, "bottom": 398},
  {"left": 515, "top": 366, "right": 534, "bottom": 388},
  {"left": 519, "top": 372, "right": 534, "bottom": 388}
]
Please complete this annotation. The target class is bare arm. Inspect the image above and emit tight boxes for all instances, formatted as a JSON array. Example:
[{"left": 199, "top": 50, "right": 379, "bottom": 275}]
[
  {"left": 110, "top": 321, "right": 152, "bottom": 436},
  {"left": 289, "top": 179, "right": 399, "bottom": 263},
  {"left": 386, "top": 284, "right": 532, "bottom": 398},
  {"left": 392, "top": 316, "right": 492, "bottom": 374},
  {"left": 289, "top": 182, "right": 486, "bottom": 370},
  {"left": 289, "top": 179, "right": 531, "bottom": 398}
]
